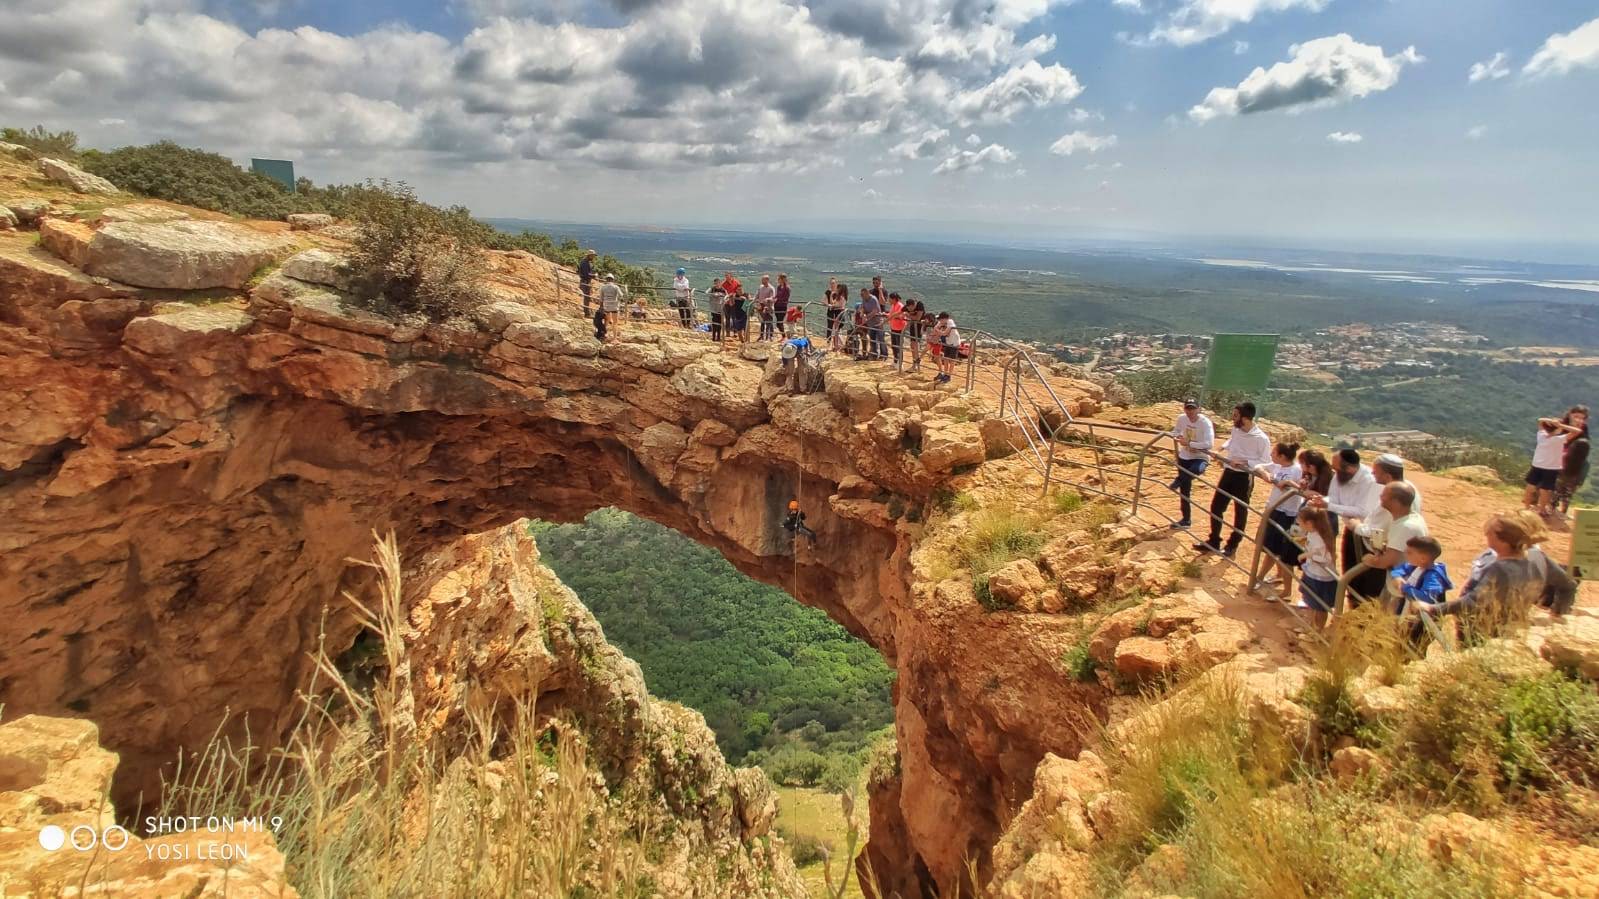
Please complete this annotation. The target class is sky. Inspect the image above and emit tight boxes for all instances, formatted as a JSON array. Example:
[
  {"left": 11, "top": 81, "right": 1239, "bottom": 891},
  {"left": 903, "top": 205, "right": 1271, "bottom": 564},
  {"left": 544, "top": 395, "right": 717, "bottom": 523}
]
[{"left": 2, "top": 0, "right": 1597, "bottom": 257}]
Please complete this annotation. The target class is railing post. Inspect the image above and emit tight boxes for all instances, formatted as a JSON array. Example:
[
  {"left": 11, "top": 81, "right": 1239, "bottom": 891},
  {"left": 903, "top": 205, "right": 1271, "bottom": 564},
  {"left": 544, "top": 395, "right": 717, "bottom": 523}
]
[
  {"left": 1043, "top": 423, "right": 1057, "bottom": 495},
  {"left": 965, "top": 335, "right": 977, "bottom": 392}
]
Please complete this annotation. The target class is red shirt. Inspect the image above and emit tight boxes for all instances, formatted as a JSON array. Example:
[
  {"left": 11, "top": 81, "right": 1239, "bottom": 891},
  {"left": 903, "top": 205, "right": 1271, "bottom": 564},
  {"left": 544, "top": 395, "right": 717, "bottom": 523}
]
[
  {"left": 720, "top": 277, "right": 742, "bottom": 296},
  {"left": 889, "top": 300, "right": 906, "bottom": 332}
]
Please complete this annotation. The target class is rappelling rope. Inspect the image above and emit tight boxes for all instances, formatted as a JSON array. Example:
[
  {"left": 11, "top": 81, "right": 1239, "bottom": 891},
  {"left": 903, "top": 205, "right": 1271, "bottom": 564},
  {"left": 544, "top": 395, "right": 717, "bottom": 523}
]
[{"left": 792, "top": 434, "right": 805, "bottom": 603}]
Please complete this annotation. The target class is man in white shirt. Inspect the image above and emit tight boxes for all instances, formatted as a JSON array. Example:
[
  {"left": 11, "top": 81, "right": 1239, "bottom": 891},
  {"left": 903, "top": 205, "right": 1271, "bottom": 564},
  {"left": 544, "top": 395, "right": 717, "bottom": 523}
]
[
  {"left": 1311, "top": 448, "right": 1385, "bottom": 598},
  {"left": 1197, "top": 401, "right": 1272, "bottom": 557},
  {"left": 1358, "top": 482, "right": 1428, "bottom": 606},
  {"left": 673, "top": 267, "right": 693, "bottom": 328},
  {"left": 1372, "top": 453, "right": 1421, "bottom": 513},
  {"left": 1167, "top": 398, "right": 1215, "bottom": 529}
]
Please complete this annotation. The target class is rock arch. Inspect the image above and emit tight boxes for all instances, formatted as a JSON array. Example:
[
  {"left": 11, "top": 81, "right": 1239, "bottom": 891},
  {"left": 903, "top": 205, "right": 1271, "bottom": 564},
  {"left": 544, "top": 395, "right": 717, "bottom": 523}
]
[{"left": 0, "top": 247, "right": 1104, "bottom": 897}]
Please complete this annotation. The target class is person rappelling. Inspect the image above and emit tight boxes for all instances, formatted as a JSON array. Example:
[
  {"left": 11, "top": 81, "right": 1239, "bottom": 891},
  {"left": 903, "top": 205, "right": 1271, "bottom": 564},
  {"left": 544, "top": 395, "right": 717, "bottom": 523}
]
[{"left": 782, "top": 500, "right": 818, "bottom": 546}]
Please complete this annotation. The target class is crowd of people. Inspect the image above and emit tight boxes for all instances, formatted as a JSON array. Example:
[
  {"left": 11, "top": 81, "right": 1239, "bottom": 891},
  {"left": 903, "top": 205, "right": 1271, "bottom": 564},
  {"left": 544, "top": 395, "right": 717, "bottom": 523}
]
[
  {"left": 576, "top": 254, "right": 972, "bottom": 385},
  {"left": 1169, "top": 400, "right": 1584, "bottom": 641}
]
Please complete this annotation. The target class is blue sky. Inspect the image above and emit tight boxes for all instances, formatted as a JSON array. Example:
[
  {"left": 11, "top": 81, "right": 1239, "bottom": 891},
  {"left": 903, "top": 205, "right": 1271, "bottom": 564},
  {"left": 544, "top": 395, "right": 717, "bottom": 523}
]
[{"left": 3, "top": 0, "right": 1596, "bottom": 257}]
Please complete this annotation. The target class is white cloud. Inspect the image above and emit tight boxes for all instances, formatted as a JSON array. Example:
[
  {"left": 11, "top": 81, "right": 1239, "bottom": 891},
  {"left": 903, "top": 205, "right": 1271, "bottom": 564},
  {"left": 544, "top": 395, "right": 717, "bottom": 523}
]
[
  {"left": 1523, "top": 16, "right": 1599, "bottom": 78},
  {"left": 862, "top": 187, "right": 881, "bottom": 199},
  {"left": 1147, "top": 0, "right": 1329, "bottom": 47},
  {"left": 98, "top": 117, "right": 126, "bottom": 126},
  {"left": 1189, "top": 34, "right": 1422, "bottom": 123},
  {"left": 1112, "top": 0, "right": 1143, "bottom": 10},
  {"left": 1466, "top": 124, "right": 1488, "bottom": 140},
  {"left": 1467, "top": 50, "right": 1510, "bottom": 82},
  {"left": 0, "top": 0, "right": 1085, "bottom": 176},
  {"left": 890, "top": 127, "right": 950, "bottom": 159},
  {"left": 948, "top": 60, "right": 1083, "bottom": 125},
  {"left": 1049, "top": 129, "right": 1118, "bottom": 155},
  {"left": 965, "top": 132, "right": 981, "bottom": 145},
  {"left": 1326, "top": 130, "right": 1362, "bottom": 143},
  {"left": 872, "top": 165, "right": 904, "bottom": 176},
  {"left": 1233, "top": 40, "right": 1250, "bottom": 55},
  {"left": 931, "top": 142, "right": 1016, "bottom": 173},
  {"left": 1068, "top": 107, "right": 1103, "bottom": 122}
]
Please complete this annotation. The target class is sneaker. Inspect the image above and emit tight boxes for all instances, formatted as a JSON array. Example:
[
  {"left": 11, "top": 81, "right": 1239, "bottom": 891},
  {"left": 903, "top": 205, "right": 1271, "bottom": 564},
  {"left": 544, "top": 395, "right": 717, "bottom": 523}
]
[
  {"left": 1169, "top": 520, "right": 1191, "bottom": 530},
  {"left": 1193, "top": 541, "right": 1220, "bottom": 554}
]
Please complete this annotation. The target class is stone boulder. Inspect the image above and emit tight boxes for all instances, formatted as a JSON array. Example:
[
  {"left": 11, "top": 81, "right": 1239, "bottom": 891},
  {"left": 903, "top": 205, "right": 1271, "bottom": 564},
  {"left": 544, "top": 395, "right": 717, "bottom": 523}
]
[
  {"left": 0, "top": 205, "right": 14, "bottom": 230},
  {"left": 280, "top": 247, "right": 351, "bottom": 289},
  {"left": 5, "top": 197, "right": 51, "bottom": 224},
  {"left": 0, "top": 715, "right": 299, "bottom": 898},
  {"left": 287, "top": 212, "right": 336, "bottom": 230},
  {"left": 1329, "top": 746, "right": 1386, "bottom": 782},
  {"left": 986, "top": 559, "right": 1062, "bottom": 612},
  {"left": 919, "top": 420, "right": 985, "bottom": 474},
  {"left": 39, "top": 217, "right": 94, "bottom": 268},
  {"left": 1540, "top": 616, "right": 1599, "bottom": 681},
  {"left": 1441, "top": 465, "right": 1502, "bottom": 486},
  {"left": 87, "top": 221, "right": 298, "bottom": 289},
  {"left": 0, "top": 140, "right": 36, "bottom": 159},
  {"left": 40, "top": 157, "right": 119, "bottom": 195},
  {"left": 124, "top": 305, "right": 256, "bottom": 357},
  {"left": 96, "top": 203, "right": 191, "bottom": 224},
  {"left": 732, "top": 766, "right": 778, "bottom": 836}
]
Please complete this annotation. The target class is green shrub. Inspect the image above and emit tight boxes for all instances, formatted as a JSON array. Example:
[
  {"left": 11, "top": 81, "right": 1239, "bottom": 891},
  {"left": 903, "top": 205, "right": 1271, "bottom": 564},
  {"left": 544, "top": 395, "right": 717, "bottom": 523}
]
[
  {"left": 819, "top": 754, "right": 862, "bottom": 793},
  {"left": 778, "top": 826, "right": 828, "bottom": 867},
  {"left": 342, "top": 181, "right": 486, "bottom": 321},
  {"left": 1063, "top": 640, "right": 1098, "bottom": 682},
  {"left": 1052, "top": 490, "right": 1084, "bottom": 515},
  {"left": 762, "top": 748, "right": 830, "bottom": 787},
  {"left": 77, "top": 141, "right": 317, "bottom": 218},
  {"left": 2, "top": 125, "right": 78, "bottom": 158}
]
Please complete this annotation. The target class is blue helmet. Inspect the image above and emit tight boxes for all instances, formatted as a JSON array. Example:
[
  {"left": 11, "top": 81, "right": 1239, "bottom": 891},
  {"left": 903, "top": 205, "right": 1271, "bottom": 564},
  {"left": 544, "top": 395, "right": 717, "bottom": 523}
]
[{"left": 676, "top": 267, "right": 687, "bottom": 276}]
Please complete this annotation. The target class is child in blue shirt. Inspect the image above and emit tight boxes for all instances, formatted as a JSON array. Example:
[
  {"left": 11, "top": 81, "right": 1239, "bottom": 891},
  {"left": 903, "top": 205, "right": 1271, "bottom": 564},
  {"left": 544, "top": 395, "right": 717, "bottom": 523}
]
[{"left": 1389, "top": 535, "right": 1452, "bottom": 615}]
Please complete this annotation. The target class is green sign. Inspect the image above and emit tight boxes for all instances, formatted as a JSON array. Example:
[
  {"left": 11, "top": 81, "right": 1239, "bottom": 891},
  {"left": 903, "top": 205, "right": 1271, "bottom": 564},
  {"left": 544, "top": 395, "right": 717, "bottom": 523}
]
[
  {"left": 250, "top": 158, "right": 296, "bottom": 192},
  {"left": 1570, "top": 509, "right": 1599, "bottom": 575},
  {"left": 1205, "top": 333, "right": 1279, "bottom": 394}
]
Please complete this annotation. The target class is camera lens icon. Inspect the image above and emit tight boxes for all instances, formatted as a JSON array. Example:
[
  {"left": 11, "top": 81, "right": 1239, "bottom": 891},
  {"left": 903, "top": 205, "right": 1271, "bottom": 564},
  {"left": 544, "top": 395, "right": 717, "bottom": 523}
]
[{"left": 38, "top": 824, "right": 130, "bottom": 852}]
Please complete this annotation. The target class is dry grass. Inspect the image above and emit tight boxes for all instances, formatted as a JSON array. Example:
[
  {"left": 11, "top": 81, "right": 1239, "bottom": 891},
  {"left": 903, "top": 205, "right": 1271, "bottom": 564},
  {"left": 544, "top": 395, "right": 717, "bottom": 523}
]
[{"left": 155, "top": 532, "right": 663, "bottom": 898}]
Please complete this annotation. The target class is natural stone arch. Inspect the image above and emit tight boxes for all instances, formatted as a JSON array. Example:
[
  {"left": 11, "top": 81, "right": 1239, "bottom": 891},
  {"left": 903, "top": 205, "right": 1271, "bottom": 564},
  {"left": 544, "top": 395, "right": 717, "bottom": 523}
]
[{"left": 0, "top": 248, "right": 1107, "bottom": 897}]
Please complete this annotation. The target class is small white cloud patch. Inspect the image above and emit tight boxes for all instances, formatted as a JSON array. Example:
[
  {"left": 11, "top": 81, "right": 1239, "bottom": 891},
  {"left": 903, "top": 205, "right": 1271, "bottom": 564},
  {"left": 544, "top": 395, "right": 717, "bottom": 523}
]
[
  {"left": 1468, "top": 50, "right": 1510, "bottom": 82},
  {"left": 1326, "top": 130, "right": 1362, "bottom": 143},
  {"left": 1189, "top": 34, "right": 1422, "bottom": 123},
  {"left": 1049, "top": 129, "right": 1118, "bottom": 155},
  {"left": 1523, "top": 16, "right": 1599, "bottom": 78}
]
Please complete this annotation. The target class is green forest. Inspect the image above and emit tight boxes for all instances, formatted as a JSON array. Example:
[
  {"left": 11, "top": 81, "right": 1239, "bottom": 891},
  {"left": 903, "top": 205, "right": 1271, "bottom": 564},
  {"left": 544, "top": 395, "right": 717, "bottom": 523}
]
[{"left": 530, "top": 510, "right": 894, "bottom": 788}]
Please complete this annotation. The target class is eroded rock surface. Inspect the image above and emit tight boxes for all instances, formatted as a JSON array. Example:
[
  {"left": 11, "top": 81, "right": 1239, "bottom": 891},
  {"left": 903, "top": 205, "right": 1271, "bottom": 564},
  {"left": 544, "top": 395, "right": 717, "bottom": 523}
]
[{"left": 0, "top": 240, "right": 1102, "bottom": 897}]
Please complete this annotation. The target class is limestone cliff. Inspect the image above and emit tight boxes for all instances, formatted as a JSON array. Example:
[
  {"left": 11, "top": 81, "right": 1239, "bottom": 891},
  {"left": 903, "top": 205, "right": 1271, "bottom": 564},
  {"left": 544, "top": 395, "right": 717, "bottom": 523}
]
[{"left": 1, "top": 165, "right": 1111, "bottom": 897}]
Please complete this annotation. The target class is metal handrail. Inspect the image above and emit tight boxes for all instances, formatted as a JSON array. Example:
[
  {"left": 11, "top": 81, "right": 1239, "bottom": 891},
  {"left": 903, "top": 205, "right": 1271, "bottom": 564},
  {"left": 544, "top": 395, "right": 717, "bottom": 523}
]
[
  {"left": 1334, "top": 563, "right": 1376, "bottom": 617},
  {"left": 538, "top": 259, "right": 1333, "bottom": 640}
]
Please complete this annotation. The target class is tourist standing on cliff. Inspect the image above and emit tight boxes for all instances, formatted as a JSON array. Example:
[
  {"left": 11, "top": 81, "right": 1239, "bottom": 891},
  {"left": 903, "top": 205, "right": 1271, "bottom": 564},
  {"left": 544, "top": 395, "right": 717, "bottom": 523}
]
[
  {"left": 1525, "top": 407, "right": 1588, "bottom": 517},
  {"left": 861, "top": 288, "right": 886, "bottom": 360},
  {"left": 1309, "top": 448, "right": 1379, "bottom": 564},
  {"left": 755, "top": 275, "right": 777, "bottom": 341},
  {"left": 1248, "top": 441, "right": 1303, "bottom": 596},
  {"left": 1557, "top": 407, "right": 1591, "bottom": 517},
  {"left": 887, "top": 293, "right": 907, "bottom": 368},
  {"left": 1195, "top": 401, "right": 1271, "bottom": 558},
  {"left": 578, "top": 249, "right": 596, "bottom": 317},
  {"left": 928, "top": 312, "right": 960, "bottom": 384},
  {"left": 707, "top": 279, "right": 726, "bottom": 341},
  {"left": 826, "top": 281, "right": 846, "bottom": 341},
  {"left": 597, "top": 273, "right": 624, "bottom": 343},
  {"left": 905, "top": 300, "right": 927, "bottom": 371},
  {"left": 774, "top": 274, "right": 791, "bottom": 337},
  {"left": 673, "top": 267, "right": 694, "bottom": 328},
  {"left": 1167, "top": 399, "right": 1214, "bottom": 530}
]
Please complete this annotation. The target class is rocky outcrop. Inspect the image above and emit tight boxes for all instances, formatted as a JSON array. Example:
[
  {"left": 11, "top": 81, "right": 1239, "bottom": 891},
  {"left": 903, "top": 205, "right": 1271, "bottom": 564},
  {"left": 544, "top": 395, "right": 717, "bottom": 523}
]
[
  {"left": 0, "top": 231, "right": 1109, "bottom": 896},
  {"left": 40, "top": 157, "right": 119, "bottom": 195},
  {"left": 86, "top": 220, "right": 299, "bottom": 289},
  {"left": 287, "top": 213, "right": 336, "bottom": 230},
  {"left": 0, "top": 715, "right": 298, "bottom": 897}
]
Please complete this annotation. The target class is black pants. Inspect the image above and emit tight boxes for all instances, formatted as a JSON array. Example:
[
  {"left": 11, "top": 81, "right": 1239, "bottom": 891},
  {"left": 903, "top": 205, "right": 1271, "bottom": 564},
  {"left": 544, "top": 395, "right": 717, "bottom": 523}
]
[
  {"left": 1207, "top": 467, "right": 1253, "bottom": 549},
  {"left": 677, "top": 301, "right": 693, "bottom": 328},
  {"left": 1171, "top": 457, "right": 1207, "bottom": 523},
  {"left": 581, "top": 280, "right": 593, "bottom": 316},
  {"left": 826, "top": 308, "right": 842, "bottom": 337},
  {"left": 774, "top": 306, "right": 787, "bottom": 336},
  {"left": 890, "top": 329, "right": 904, "bottom": 364},
  {"left": 710, "top": 312, "right": 722, "bottom": 341},
  {"left": 1341, "top": 529, "right": 1387, "bottom": 606}
]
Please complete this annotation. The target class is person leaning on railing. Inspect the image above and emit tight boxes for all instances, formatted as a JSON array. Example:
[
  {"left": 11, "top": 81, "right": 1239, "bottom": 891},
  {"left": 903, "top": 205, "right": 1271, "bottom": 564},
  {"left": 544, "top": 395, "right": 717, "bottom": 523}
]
[
  {"left": 1195, "top": 401, "right": 1271, "bottom": 558},
  {"left": 1247, "top": 441, "right": 1304, "bottom": 598},
  {"left": 673, "top": 268, "right": 695, "bottom": 328},
  {"left": 1166, "top": 398, "right": 1215, "bottom": 530}
]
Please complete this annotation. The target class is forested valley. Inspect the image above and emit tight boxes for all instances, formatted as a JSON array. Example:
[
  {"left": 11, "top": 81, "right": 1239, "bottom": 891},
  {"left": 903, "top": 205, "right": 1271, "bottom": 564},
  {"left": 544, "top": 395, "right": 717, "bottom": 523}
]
[{"left": 530, "top": 510, "right": 895, "bottom": 789}]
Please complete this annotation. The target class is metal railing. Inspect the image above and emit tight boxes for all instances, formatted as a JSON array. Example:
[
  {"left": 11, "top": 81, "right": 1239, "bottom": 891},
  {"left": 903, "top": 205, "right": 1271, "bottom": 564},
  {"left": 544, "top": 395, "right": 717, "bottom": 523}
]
[{"left": 538, "top": 263, "right": 1348, "bottom": 640}]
